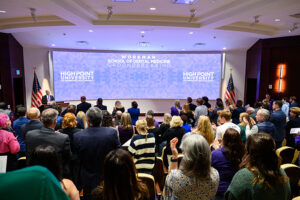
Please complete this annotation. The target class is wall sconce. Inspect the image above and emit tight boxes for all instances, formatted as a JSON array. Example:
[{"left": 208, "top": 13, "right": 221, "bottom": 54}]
[{"left": 275, "top": 63, "right": 286, "bottom": 93}]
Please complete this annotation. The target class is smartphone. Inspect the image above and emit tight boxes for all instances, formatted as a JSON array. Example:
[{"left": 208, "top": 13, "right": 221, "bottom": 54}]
[{"left": 7, "top": 105, "right": 10, "bottom": 109}]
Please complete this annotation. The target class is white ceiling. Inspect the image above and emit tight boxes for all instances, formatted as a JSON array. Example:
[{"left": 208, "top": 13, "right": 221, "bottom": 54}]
[{"left": 0, "top": 0, "right": 300, "bottom": 51}]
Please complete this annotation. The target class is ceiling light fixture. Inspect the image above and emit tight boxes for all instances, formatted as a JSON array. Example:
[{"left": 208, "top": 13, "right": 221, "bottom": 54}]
[
  {"left": 149, "top": 7, "right": 156, "bottom": 11},
  {"left": 274, "top": 19, "right": 280, "bottom": 22},
  {"left": 140, "top": 31, "right": 145, "bottom": 34},
  {"left": 223, "top": 47, "right": 226, "bottom": 50},
  {"left": 51, "top": 44, "right": 56, "bottom": 47},
  {"left": 0, "top": 10, "right": 6, "bottom": 13},
  {"left": 289, "top": 23, "right": 298, "bottom": 32},
  {"left": 181, "top": 49, "right": 185, "bottom": 51},
  {"left": 89, "top": 29, "right": 93, "bottom": 32},
  {"left": 107, "top": 6, "right": 113, "bottom": 20},
  {"left": 189, "top": 31, "right": 194, "bottom": 34},
  {"left": 30, "top": 8, "right": 37, "bottom": 22},
  {"left": 172, "top": 0, "right": 199, "bottom": 5},
  {"left": 188, "top": 9, "right": 196, "bottom": 23}
]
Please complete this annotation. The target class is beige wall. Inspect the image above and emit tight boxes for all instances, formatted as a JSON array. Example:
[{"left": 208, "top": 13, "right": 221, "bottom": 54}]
[{"left": 23, "top": 47, "right": 246, "bottom": 113}]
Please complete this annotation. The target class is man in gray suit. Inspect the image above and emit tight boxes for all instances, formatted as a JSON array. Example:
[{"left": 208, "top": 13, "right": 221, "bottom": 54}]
[{"left": 26, "top": 108, "right": 72, "bottom": 176}]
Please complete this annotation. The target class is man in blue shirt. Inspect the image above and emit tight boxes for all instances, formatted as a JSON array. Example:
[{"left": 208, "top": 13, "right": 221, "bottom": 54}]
[
  {"left": 282, "top": 97, "right": 290, "bottom": 117},
  {"left": 256, "top": 108, "right": 276, "bottom": 140},
  {"left": 13, "top": 106, "right": 29, "bottom": 157},
  {"left": 270, "top": 100, "right": 287, "bottom": 149}
]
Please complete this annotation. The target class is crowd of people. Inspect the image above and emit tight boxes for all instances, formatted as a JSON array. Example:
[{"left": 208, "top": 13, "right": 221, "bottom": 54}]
[{"left": 0, "top": 93, "right": 299, "bottom": 200}]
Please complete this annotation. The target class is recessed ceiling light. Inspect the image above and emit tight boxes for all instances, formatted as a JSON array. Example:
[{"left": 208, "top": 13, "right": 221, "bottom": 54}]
[
  {"left": 149, "top": 7, "right": 156, "bottom": 11},
  {"left": 181, "top": 49, "right": 185, "bottom": 51},
  {"left": 189, "top": 31, "right": 194, "bottom": 34},
  {"left": 172, "top": 0, "right": 199, "bottom": 5},
  {"left": 89, "top": 29, "right": 93, "bottom": 32},
  {"left": 51, "top": 44, "right": 56, "bottom": 47},
  {"left": 140, "top": 31, "right": 145, "bottom": 34},
  {"left": 223, "top": 47, "right": 226, "bottom": 50},
  {"left": 0, "top": 10, "right": 6, "bottom": 13},
  {"left": 274, "top": 19, "right": 280, "bottom": 22}
]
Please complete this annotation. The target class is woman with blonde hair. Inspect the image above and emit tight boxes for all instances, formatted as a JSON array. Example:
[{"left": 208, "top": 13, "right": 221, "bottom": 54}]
[
  {"left": 76, "top": 111, "right": 87, "bottom": 129},
  {"left": 128, "top": 119, "right": 155, "bottom": 174},
  {"left": 239, "top": 112, "right": 252, "bottom": 142},
  {"left": 162, "top": 116, "right": 185, "bottom": 156},
  {"left": 118, "top": 112, "right": 135, "bottom": 145},
  {"left": 170, "top": 100, "right": 182, "bottom": 116},
  {"left": 191, "top": 115, "right": 215, "bottom": 145}
]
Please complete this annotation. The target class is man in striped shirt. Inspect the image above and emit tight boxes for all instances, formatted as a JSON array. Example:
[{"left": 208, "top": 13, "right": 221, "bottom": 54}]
[{"left": 128, "top": 119, "right": 156, "bottom": 174}]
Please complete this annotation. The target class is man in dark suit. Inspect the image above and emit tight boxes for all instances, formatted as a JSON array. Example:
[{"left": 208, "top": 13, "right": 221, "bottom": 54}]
[
  {"left": 42, "top": 90, "right": 55, "bottom": 105},
  {"left": 256, "top": 108, "right": 276, "bottom": 138},
  {"left": 21, "top": 107, "right": 43, "bottom": 139},
  {"left": 25, "top": 108, "right": 72, "bottom": 176},
  {"left": 232, "top": 100, "right": 246, "bottom": 124},
  {"left": 270, "top": 100, "right": 287, "bottom": 149},
  {"left": 76, "top": 96, "right": 91, "bottom": 114},
  {"left": 94, "top": 98, "right": 107, "bottom": 110},
  {"left": 74, "top": 107, "right": 120, "bottom": 197}
]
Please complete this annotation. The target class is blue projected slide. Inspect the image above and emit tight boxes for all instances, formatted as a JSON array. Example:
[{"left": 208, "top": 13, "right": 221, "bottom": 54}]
[{"left": 52, "top": 51, "right": 221, "bottom": 101}]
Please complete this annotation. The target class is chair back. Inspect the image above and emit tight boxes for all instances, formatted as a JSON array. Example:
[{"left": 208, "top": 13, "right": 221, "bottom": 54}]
[
  {"left": 276, "top": 146, "right": 296, "bottom": 164},
  {"left": 138, "top": 173, "right": 156, "bottom": 200},
  {"left": 153, "top": 157, "right": 166, "bottom": 191},
  {"left": 281, "top": 164, "right": 300, "bottom": 197}
]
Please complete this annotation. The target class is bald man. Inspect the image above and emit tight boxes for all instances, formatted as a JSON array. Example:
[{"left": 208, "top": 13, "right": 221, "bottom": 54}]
[{"left": 20, "top": 107, "right": 43, "bottom": 139}]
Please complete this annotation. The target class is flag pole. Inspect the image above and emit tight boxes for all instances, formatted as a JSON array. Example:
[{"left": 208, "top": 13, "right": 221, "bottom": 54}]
[{"left": 230, "top": 67, "right": 232, "bottom": 75}]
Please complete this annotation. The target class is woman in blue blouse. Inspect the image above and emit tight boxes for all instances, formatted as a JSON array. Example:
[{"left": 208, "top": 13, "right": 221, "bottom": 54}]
[{"left": 128, "top": 101, "right": 140, "bottom": 125}]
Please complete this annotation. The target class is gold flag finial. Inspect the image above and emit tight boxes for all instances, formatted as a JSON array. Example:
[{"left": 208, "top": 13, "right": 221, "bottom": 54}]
[{"left": 33, "top": 66, "right": 37, "bottom": 70}]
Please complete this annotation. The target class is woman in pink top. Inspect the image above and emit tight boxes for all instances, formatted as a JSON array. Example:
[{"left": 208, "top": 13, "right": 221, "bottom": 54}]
[{"left": 0, "top": 113, "right": 20, "bottom": 171}]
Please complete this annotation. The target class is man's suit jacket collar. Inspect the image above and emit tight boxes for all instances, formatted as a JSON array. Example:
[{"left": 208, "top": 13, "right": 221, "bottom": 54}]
[{"left": 40, "top": 126, "right": 56, "bottom": 134}]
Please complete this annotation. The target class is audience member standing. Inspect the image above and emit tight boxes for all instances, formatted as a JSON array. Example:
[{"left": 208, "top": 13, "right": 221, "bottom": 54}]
[
  {"left": 76, "top": 96, "right": 91, "bottom": 114},
  {"left": 231, "top": 100, "right": 246, "bottom": 124},
  {"left": 194, "top": 98, "right": 208, "bottom": 126},
  {"left": 59, "top": 105, "right": 84, "bottom": 129},
  {"left": 128, "top": 101, "right": 140, "bottom": 125},
  {"left": 29, "top": 145, "right": 80, "bottom": 200},
  {"left": 180, "top": 103, "right": 195, "bottom": 126},
  {"left": 285, "top": 107, "right": 300, "bottom": 147},
  {"left": 212, "top": 128, "right": 245, "bottom": 200},
  {"left": 192, "top": 116, "right": 215, "bottom": 145},
  {"left": 282, "top": 97, "right": 290, "bottom": 117},
  {"left": 112, "top": 100, "right": 125, "bottom": 116},
  {"left": 95, "top": 98, "right": 107, "bottom": 111},
  {"left": 270, "top": 100, "right": 286, "bottom": 148},
  {"left": 146, "top": 110, "right": 159, "bottom": 128},
  {"left": 255, "top": 108, "right": 276, "bottom": 137},
  {"left": 265, "top": 93, "right": 274, "bottom": 111},
  {"left": 161, "top": 116, "right": 185, "bottom": 156},
  {"left": 210, "top": 100, "right": 224, "bottom": 125},
  {"left": 215, "top": 110, "right": 240, "bottom": 142},
  {"left": 101, "top": 111, "right": 115, "bottom": 128},
  {"left": 0, "top": 113, "right": 20, "bottom": 171},
  {"left": 164, "top": 135, "right": 219, "bottom": 199},
  {"left": 73, "top": 107, "right": 120, "bottom": 197},
  {"left": 202, "top": 96, "right": 211, "bottom": 109},
  {"left": 225, "top": 133, "right": 291, "bottom": 200},
  {"left": 118, "top": 112, "right": 135, "bottom": 145},
  {"left": 128, "top": 119, "right": 155, "bottom": 174},
  {"left": 113, "top": 111, "right": 122, "bottom": 126},
  {"left": 0, "top": 102, "right": 12, "bottom": 117},
  {"left": 59, "top": 113, "right": 81, "bottom": 186},
  {"left": 290, "top": 96, "right": 298, "bottom": 108},
  {"left": 21, "top": 107, "right": 43, "bottom": 139},
  {"left": 156, "top": 113, "right": 172, "bottom": 156},
  {"left": 186, "top": 97, "right": 196, "bottom": 111},
  {"left": 13, "top": 106, "right": 29, "bottom": 157},
  {"left": 91, "top": 149, "right": 149, "bottom": 200},
  {"left": 25, "top": 108, "right": 72, "bottom": 176},
  {"left": 76, "top": 111, "right": 87, "bottom": 129},
  {"left": 170, "top": 100, "right": 182, "bottom": 116}
]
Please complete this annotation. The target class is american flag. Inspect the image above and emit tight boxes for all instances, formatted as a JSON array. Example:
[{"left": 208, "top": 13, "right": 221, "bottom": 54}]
[
  {"left": 31, "top": 71, "right": 42, "bottom": 108},
  {"left": 225, "top": 73, "right": 236, "bottom": 105}
]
